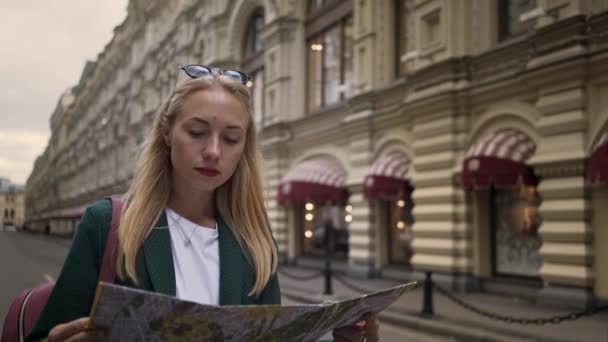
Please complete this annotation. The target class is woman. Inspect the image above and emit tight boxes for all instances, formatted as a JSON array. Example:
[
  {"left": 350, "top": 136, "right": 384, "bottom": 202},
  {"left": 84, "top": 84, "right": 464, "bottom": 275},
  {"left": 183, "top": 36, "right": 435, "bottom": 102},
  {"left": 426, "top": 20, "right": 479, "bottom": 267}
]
[{"left": 28, "top": 66, "right": 377, "bottom": 341}]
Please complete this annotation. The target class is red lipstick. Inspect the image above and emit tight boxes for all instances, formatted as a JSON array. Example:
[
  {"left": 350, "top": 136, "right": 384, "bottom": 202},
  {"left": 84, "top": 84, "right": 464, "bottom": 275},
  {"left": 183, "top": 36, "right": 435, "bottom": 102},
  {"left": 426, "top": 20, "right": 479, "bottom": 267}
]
[{"left": 195, "top": 167, "right": 220, "bottom": 177}]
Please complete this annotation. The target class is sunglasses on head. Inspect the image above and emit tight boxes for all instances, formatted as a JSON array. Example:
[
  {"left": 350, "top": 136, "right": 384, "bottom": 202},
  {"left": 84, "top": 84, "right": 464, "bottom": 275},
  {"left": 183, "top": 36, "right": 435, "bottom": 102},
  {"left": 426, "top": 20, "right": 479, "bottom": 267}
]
[{"left": 180, "top": 65, "right": 252, "bottom": 85}]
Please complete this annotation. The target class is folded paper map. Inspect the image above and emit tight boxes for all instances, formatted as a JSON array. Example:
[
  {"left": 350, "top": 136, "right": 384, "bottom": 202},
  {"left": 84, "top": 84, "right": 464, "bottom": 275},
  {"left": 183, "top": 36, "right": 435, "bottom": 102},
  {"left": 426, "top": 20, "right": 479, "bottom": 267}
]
[{"left": 88, "top": 281, "right": 416, "bottom": 341}]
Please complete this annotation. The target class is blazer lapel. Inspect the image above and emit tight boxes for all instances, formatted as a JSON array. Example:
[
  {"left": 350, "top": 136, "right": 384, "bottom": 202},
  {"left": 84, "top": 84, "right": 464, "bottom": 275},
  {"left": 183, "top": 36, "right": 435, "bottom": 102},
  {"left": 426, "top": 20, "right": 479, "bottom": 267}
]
[
  {"left": 217, "top": 215, "right": 247, "bottom": 305},
  {"left": 142, "top": 210, "right": 176, "bottom": 296}
]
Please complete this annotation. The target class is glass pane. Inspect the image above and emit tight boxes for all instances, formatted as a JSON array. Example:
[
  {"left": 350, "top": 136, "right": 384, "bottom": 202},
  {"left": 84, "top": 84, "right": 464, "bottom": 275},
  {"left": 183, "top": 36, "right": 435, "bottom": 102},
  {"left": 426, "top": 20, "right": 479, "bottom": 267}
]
[
  {"left": 323, "top": 25, "right": 342, "bottom": 105},
  {"left": 301, "top": 203, "right": 349, "bottom": 258},
  {"left": 342, "top": 17, "right": 354, "bottom": 99},
  {"left": 244, "top": 8, "right": 264, "bottom": 58},
  {"left": 388, "top": 194, "right": 414, "bottom": 266},
  {"left": 252, "top": 69, "right": 264, "bottom": 128},
  {"left": 501, "top": 0, "right": 537, "bottom": 39},
  {"left": 396, "top": 0, "right": 408, "bottom": 77},
  {"left": 307, "top": 36, "right": 324, "bottom": 111},
  {"left": 254, "top": 8, "right": 264, "bottom": 52},
  {"left": 492, "top": 185, "right": 542, "bottom": 277},
  {"left": 307, "top": 0, "right": 325, "bottom": 15}
]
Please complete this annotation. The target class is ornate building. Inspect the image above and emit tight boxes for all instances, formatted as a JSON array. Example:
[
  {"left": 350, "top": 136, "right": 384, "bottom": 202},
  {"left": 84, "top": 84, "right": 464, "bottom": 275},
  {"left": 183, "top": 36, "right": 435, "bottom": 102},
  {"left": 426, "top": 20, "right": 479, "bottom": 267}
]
[
  {"left": 0, "top": 177, "right": 25, "bottom": 229},
  {"left": 26, "top": 0, "right": 608, "bottom": 305}
]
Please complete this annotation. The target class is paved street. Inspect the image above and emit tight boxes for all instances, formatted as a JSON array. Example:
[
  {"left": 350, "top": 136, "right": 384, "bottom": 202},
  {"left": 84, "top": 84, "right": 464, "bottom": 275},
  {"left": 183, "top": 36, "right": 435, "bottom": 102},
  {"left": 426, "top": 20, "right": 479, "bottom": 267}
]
[
  {"left": 0, "top": 231, "right": 455, "bottom": 341},
  {"left": 282, "top": 295, "right": 458, "bottom": 342},
  {"left": 0, "top": 230, "right": 71, "bottom": 321}
]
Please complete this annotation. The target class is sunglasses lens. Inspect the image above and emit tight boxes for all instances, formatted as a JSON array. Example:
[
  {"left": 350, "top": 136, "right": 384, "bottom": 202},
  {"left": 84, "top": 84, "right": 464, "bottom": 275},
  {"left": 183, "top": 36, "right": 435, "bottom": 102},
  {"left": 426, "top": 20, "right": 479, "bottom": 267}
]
[
  {"left": 184, "top": 65, "right": 211, "bottom": 78},
  {"left": 223, "top": 70, "right": 247, "bottom": 83}
]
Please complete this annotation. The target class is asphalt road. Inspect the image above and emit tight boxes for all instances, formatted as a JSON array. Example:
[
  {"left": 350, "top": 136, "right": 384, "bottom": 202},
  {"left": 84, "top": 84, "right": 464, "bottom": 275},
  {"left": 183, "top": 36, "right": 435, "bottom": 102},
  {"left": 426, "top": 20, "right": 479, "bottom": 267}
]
[{"left": 0, "top": 230, "right": 71, "bottom": 322}]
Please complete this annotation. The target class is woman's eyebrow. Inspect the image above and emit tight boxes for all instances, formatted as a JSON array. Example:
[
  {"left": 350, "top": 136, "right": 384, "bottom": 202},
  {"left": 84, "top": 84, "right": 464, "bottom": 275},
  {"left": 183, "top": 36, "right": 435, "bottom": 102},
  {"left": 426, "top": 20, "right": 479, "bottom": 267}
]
[{"left": 188, "top": 117, "right": 244, "bottom": 131}]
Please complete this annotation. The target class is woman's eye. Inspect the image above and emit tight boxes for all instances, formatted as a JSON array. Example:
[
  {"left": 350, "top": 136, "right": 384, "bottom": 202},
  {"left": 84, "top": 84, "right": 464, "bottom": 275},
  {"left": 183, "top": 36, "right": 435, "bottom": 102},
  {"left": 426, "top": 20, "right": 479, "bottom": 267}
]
[
  {"left": 189, "top": 131, "right": 206, "bottom": 137},
  {"left": 224, "top": 137, "right": 238, "bottom": 145}
]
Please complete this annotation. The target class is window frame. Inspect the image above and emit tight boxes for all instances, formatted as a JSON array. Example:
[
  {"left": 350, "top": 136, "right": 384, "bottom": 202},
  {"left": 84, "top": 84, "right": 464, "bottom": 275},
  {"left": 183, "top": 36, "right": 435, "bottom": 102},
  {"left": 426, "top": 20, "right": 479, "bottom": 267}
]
[
  {"left": 241, "top": 7, "right": 266, "bottom": 127},
  {"left": 305, "top": 0, "right": 354, "bottom": 112},
  {"left": 497, "top": 0, "right": 538, "bottom": 42}
]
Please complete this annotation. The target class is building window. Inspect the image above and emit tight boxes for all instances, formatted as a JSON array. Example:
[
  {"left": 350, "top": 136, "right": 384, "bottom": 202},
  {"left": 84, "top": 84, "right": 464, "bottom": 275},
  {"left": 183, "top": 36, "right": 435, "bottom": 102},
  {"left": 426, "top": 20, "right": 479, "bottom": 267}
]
[
  {"left": 4, "top": 209, "right": 7, "bottom": 218},
  {"left": 422, "top": 9, "right": 441, "bottom": 48},
  {"left": 10, "top": 209, "right": 14, "bottom": 219},
  {"left": 242, "top": 7, "right": 265, "bottom": 128},
  {"left": 491, "top": 183, "right": 542, "bottom": 277},
  {"left": 301, "top": 203, "right": 349, "bottom": 258},
  {"left": 498, "top": 0, "right": 537, "bottom": 41},
  {"left": 306, "top": 0, "right": 353, "bottom": 112}
]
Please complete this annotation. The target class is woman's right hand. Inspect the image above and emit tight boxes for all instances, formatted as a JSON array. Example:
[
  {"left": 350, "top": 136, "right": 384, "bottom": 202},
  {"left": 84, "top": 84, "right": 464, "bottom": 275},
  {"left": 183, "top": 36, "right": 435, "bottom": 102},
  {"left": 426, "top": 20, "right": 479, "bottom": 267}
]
[{"left": 47, "top": 317, "right": 106, "bottom": 342}]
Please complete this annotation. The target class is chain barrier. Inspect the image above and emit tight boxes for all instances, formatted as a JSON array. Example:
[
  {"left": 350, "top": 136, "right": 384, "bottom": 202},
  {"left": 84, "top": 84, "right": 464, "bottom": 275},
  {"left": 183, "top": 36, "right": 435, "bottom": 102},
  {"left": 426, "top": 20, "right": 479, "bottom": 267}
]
[
  {"left": 434, "top": 284, "right": 608, "bottom": 325},
  {"left": 334, "top": 274, "right": 380, "bottom": 295},
  {"left": 277, "top": 268, "right": 323, "bottom": 281}
]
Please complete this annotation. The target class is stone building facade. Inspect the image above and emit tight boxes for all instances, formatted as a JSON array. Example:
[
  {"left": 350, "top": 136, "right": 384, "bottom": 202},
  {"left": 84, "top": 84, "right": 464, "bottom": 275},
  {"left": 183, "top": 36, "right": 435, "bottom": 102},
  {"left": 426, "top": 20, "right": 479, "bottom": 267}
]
[{"left": 26, "top": 0, "right": 608, "bottom": 304}]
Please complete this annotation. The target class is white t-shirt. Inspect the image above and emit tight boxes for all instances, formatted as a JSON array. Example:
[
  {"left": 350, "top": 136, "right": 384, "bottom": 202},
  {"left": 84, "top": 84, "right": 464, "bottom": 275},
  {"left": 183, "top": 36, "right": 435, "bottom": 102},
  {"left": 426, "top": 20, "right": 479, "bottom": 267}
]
[{"left": 166, "top": 208, "right": 220, "bottom": 305}]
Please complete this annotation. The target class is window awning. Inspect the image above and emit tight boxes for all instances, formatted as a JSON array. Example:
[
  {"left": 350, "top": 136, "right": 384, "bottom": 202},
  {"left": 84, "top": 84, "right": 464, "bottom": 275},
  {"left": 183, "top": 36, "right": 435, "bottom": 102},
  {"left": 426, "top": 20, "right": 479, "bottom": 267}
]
[
  {"left": 364, "top": 151, "right": 412, "bottom": 200},
  {"left": 462, "top": 129, "right": 538, "bottom": 190},
  {"left": 588, "top": 133, "right": 607, "bottom": 185},
  {"left": 278, "top": 156, "right": 348, "bottom": 205}
]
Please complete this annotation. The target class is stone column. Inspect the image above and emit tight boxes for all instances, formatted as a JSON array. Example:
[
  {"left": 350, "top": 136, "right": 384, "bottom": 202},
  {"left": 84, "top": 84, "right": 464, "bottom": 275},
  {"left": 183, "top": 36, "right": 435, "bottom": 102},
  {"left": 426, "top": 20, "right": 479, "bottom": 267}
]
[
  {"left": 410, "top": 111, "right": 473, "bottom": 290},
  {"left": 531, "top": 82, "right": 594, "bottom": 306}
]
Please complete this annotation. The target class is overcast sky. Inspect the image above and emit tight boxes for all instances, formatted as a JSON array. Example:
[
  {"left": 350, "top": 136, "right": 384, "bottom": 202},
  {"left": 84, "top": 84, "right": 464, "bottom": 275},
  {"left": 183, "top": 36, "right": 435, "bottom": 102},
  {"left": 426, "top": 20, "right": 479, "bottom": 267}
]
[{"left": 0, "top": 1, "right": 127, "bottom": 184}]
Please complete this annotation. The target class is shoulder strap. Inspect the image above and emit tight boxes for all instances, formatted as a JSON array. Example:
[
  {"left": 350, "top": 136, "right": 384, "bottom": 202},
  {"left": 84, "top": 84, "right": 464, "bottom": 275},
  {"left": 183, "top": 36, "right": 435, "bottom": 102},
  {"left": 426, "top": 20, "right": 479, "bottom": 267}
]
[{"left": 99, "top": 196, "right": 124, "bottom": 283}]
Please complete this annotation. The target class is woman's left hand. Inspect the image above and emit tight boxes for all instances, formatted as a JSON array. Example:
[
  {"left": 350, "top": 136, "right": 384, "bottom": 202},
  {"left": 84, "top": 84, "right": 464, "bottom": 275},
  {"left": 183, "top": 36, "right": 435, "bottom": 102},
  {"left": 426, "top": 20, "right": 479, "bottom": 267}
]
[{"left": 332, "top": 312, "right": 379, "bottom": 342}]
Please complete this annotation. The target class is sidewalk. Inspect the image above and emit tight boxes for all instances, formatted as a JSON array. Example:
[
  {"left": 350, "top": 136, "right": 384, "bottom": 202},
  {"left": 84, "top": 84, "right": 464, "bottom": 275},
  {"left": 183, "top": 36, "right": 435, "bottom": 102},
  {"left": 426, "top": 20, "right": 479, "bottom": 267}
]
[{"left": 278, "top": 266, "right": 608, "bottom": 342}]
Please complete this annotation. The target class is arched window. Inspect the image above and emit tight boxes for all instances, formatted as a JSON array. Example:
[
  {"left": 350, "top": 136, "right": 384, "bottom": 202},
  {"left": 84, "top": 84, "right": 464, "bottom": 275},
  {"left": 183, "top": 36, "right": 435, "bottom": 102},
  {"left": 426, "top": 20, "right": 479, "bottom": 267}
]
[
  {"left": 4, "top": 208, "right": 8, "bottom": 218},
  {"left": 242, "top": 7, "right": 265, "bottom": 128},
  {"left": 10, "top": 209, "right": 14, "bottom": 219},
  {"left": 306, "top": 0, "right": 353, "bottom": 112}
]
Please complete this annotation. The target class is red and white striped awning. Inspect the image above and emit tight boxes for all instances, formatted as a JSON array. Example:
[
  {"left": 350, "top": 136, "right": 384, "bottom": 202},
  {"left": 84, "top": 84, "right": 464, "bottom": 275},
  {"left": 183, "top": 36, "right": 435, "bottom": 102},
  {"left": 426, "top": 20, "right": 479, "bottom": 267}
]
[
  {"left": 462, "top": 128, "right": 538, "bottom": 189},
  {"left": 278, "top": 156, "right": 349, "bottom": 204},
  {"left": 364, "top": 151, "right": 413, "bottom": 200},
  {"left": 588, "top": 133, "right": 607, "bottom": 185}
]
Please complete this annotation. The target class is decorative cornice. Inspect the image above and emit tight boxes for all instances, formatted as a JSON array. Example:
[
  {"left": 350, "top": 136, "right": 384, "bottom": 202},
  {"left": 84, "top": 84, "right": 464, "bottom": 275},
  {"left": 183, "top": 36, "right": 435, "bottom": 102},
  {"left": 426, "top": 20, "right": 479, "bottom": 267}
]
[
  {"left": 531, "top": 158, "right": 586, "bottom": 179},
  {"left": 408, "top": 57, "right": 472, "bottom": 92}
]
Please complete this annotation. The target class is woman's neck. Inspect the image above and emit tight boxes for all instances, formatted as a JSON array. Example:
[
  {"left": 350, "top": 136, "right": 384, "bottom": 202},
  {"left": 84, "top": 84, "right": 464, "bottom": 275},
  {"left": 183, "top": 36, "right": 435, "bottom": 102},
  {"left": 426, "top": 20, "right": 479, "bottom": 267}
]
[{"left": 168, "top": 187, "right": 216, "bottom": 228}]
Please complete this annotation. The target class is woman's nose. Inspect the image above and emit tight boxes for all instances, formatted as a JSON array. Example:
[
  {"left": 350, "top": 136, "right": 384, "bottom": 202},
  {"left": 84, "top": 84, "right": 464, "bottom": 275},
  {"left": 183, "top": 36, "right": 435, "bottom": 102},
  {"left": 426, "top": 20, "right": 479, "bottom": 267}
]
[{"left": 203, "top": 135, "right": 221, "bottom": 159}]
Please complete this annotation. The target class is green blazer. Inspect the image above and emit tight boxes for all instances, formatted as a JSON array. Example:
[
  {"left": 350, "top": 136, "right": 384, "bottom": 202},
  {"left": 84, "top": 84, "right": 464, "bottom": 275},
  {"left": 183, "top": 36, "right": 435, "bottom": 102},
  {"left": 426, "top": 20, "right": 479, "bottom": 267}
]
[{"left": 27, "top": 199, "right": 281, "bottom": 341}]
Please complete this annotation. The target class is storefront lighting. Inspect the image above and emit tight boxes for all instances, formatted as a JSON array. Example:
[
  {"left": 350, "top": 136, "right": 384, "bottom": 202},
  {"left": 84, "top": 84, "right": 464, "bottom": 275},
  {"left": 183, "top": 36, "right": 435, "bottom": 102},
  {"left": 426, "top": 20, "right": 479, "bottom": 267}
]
[
  {"left": 305, "top": 203, "right": 314, "bottom": 211},
  {"left": 345, "top": 214, "right": 352, "bottom": 223},
  {"left": 246, "top": 80, "right": 254, "bottom": 88},
  {"left": 397, "top": 200, "right": 405, "bottom": 208},
  {"left": 304, "top": 230, "right": 313, "bottom": 238},
  {"left": 305, "top": 213, "right": 314, "bottom": 221},
  {"left": 345, "top": 205, "right": 352, "bottom": 213},
  {"left": 397, "top": 221, "right": 405, "bottom": 229},
  {"left": 311, "top": 43, "right": 323, "bottom": 51}
]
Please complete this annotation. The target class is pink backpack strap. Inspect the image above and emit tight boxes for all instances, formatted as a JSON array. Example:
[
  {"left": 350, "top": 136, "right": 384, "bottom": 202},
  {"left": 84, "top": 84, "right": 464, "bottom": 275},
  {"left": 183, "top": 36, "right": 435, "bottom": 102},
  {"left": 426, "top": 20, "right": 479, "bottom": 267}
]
[{"left": 99, "top": 196, "right": 124, "bottom": 283}]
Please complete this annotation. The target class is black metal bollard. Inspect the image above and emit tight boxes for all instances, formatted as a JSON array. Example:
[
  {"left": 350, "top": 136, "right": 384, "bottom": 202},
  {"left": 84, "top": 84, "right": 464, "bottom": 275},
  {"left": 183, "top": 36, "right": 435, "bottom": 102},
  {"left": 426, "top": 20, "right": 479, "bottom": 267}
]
[
  {"left": 324, "top": 221, "right": 334, "bottom": 295},
  {"left": 324, "top": 258, "right": 333, "bottom": 295},
  {"left": 421, "top": 271, "right": 434, "bottom": 318}
]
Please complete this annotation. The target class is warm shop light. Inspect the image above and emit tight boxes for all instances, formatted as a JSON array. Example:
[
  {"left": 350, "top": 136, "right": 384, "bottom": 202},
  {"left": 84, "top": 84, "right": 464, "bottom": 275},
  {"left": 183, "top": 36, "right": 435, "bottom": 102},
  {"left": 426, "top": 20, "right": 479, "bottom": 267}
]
[
  {"left": 246, "top": 80, "right": 254, "bottom": 88},
  {"left": 345, "top": 205, "right": 352, "bottom": 213},
  {"left": 311, "top": 44, "right": 323, "bottom": 51},
  {"left": 345, "top": 215, "right": 353, "bottom": 223},
  {"left": 397, "top": 221, "right": 405, "bottom": 229},
  {"left": 305, "top": 203, "right": 314, "bottom": 211},
  {"left": 305, "top": 213, "right": 314, "bottom": 221},
  {"left": 305, "top": 230, "right": 313, "bottom": 238},
  {"left": 397, "top": 200, "right": 405, "bottom": 208}
]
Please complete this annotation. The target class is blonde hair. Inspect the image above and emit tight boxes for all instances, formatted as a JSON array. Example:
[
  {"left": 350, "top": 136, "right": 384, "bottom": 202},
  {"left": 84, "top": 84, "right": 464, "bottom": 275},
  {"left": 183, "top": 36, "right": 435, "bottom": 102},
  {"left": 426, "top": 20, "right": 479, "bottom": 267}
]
[{"left": 116, "top": 75, "right": 277, "bottom": 297}]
